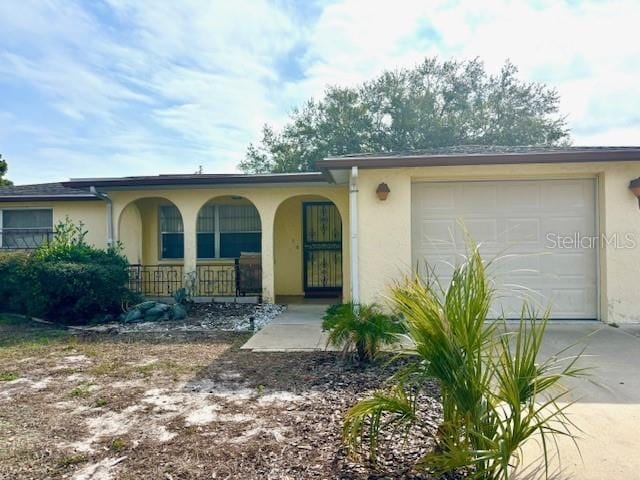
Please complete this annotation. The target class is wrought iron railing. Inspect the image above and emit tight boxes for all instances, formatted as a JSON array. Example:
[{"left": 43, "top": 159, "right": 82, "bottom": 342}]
[
  {"left": 196, "top": 262, "right": 237, "bottom": 296},
  {"left": 127, "top": 264, "right": 184, "bottom": 297},
  {"left": 0, "top": 229, "right": 54, "bottom": 250},
  {"left": 196, "top": 259, "right": 262, "bottom": 296},
  {"left": 127, "top": 259, "right": 262, "bottom": 298}
]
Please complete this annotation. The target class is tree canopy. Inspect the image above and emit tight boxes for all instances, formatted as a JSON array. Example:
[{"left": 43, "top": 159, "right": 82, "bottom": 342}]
[
  {"left": 240, "top": 58, "right": 569, "bottom": 173},
  {"left": 0, "top": 154, "right": 13, "bottom": 186}
]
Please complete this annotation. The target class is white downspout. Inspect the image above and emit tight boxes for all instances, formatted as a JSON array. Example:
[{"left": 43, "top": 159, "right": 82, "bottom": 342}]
[
  {"left": 90, "top": 186, "right": 114, "bottom": 247},
  {"left": 349, "top": 166, "right": 360, "bottom": 304}
]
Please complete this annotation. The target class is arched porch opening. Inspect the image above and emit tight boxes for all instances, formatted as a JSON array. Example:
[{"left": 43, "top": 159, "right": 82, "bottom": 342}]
[
  {"left": 117, "top": 197, "right": 185, "bottom": 297},
  {"left": 195, "top": 196, "right": 262, "bottom": 299},
  {"left": 273, "top": 195, "right": 345, "bottom": 303}
]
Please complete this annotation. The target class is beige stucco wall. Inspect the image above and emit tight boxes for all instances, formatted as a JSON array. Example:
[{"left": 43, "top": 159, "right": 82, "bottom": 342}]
[
  {"left": 109, "top": 185, "right": 350, "bottom": 303},
  {"left": 356, "top": 161, "right": 640, "bottom": 323},
  {"left": 118, "top": 201, "right": 142, "bottom": 264},
  {"left": 0, "top": 200, "right": 107, "bottom": 248}
]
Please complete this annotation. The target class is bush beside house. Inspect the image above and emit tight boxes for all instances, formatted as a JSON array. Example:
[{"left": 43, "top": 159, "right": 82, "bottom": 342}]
[
  {"left": 0, "top": 219, "right": 138, "bottom": 324},
  {"left": 322, "top": 302, "right": 406, "bottom": 362}
]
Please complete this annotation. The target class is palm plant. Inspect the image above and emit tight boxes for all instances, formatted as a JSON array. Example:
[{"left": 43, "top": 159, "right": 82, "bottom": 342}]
[
  {"left": 322, "top": 302, "right": 406, "bottom": 362},
  {"left": 343, "top": 243, "right": 587, "bottom": 479}
]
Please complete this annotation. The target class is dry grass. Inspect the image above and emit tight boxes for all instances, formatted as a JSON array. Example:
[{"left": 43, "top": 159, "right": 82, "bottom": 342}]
[{"left": 0, "top": 315, "right": 441, "bottom": 479}]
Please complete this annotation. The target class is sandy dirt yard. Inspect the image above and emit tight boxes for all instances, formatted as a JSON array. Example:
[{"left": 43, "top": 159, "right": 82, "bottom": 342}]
[{"left": 0, "top": 315, "right": 442, "bottom": 480}]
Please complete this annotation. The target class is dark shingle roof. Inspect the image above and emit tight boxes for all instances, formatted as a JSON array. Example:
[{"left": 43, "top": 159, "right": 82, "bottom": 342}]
[
  {"left": 0, "top": 182, "right": 97, "bottom": 202},
  {"left": 321, "top": 145, "right": 640, "bottom": 169},
  {"left": 1, "top": 173, "right": 331, "bottom": 200},
  {"left": 63, "top": 172, "right": 329, "bottom": 188},
  {"left": 330, "top": 145, "right": 640, "bottom": 159}
]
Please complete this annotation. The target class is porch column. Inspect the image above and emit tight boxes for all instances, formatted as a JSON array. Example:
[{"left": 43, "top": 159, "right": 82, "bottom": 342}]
[
  {"left": 181, "top": 207, "right": 198, "bottom": 294},
  {"left": 260, "top": 206, "right": 275, "bottom": 303}
]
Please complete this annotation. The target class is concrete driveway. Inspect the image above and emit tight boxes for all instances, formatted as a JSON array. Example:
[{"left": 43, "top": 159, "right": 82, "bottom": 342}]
[
  {"left": 243, "top": 311, "right": 640, "bottom": 478},
  {"left": 516, "top": 322, "right": 640, "bottom": 479}
]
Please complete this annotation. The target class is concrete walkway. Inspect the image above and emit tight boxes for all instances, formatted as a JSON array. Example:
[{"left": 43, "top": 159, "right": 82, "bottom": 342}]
[{"left": 241, "top": 304, "right": 329, "bottom": 351}]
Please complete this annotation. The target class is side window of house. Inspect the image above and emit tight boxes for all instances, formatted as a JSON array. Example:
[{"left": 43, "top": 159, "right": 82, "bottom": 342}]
[
  {"left": 159, "top": 205, "right": 184, "bottom": 259},
  {"left": 0, "top": 208, "right": 53, "bottom": 249},
  {"left": 196, "top": 204, "right": 261, "bottom": 259}
]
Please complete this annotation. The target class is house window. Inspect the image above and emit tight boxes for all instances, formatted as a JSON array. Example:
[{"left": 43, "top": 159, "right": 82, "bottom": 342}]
[
  {"left": 0, "top": 208, "right": 53, "bottom": 249},
  {"left": 196, "top": 204, "right": 261, "bottom": 259},
  {"left": 159, "top": 205, "right": 184, "bottom": 259},
  {"left": 196, "top": 204, "right": 216, "bottom": 259}
]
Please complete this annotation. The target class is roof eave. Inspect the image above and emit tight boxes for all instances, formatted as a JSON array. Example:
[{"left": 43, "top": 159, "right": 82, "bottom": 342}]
[
  {"left": 319, "top": 149, "right": 640, "bottom": 170},
  {"left": 62, "top": 172, "right": 333, "bottom": 189},
  {"left": 0, "top": 195, "right": 100, "bottom": 203}
]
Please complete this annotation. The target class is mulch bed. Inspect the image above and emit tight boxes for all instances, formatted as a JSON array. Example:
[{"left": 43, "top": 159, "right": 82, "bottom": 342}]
[
  {"left": 0, "top": 321, "right": 453, "bottom": 479},
  {"left": 176, "top": 350, "right": 445, "bottom": 479}
]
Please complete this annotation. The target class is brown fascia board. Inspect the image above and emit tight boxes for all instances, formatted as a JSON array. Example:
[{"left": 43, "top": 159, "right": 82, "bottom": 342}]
[
  {"left": 319, "top": 149, "right": 640, "bottom": 170},
  {"left": 63, "top": 172, "right": 331, "bottom": 188}
]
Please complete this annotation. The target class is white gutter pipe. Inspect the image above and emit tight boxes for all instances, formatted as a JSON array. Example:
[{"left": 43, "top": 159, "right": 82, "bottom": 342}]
[
  {"left": 90, "top": 186, "right": 114, "bottom": 247},
  {"left": 349, "top": 166, "right": 360, "bottom": 304}
]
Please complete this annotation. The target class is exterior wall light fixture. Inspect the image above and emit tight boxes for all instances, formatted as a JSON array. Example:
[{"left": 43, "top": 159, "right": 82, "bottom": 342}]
[
  {"left": 629, "top": 177, "right": 640, "bottom": 208},
  {"left": 376, "top": 182, "right": 390, "bottom": 201}
]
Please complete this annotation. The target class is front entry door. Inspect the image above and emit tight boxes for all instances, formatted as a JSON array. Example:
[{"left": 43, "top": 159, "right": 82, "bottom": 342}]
[{"left": 303, "top": 202, "right": 342, "bottom": 297}]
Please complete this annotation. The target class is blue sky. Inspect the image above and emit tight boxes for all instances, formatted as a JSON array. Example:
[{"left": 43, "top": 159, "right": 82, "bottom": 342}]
[{"left": 1, "top": 0, "right": 639, "bottom": 185}]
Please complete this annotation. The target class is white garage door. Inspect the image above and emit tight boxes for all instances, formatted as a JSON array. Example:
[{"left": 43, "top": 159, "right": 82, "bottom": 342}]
[{"left": 412, "top": 179, "right": 597, "bottom": 319}]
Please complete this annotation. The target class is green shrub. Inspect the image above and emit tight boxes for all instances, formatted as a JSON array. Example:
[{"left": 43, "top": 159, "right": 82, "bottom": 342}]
[
  {"left": 35, "top": 217, "right": 128, "bottom": 268},
  {"left": 0, "top": 218, "right": 139, "bottom": 324},
  {"left": 27, "top": 260, "right": 132, "bottom": 324},
  {"left": 0, "top": 252, "right": 30, "bottom": 313},
  {"left": 322, "top": 302, "right": 406, "bottom": 362},
  {"left": 343, "top": 242, "right": 587, "bottom": 479}
]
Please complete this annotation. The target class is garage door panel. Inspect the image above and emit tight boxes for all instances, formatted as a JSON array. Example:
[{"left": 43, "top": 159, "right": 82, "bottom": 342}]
[
  {"left": 544, "top": 181, "right": 588, "bottom": 208},
  {"left": 504, "top": 183, "right": 541, "bottom": 208},
  {"left": 412, "top": 180, "right": 597, "bottom": 319},
  {"left": 414, "top": 219, "right": 456, "bottom": 246},
  {"left": 546, "top": 216, "right": 593, "bottom": 237},
  {"left": 551, "top": 252, "right": 592, "bottom": 277},
  {"left": 505, "top": 218, "right": 541, "bottom": 243},
  {"left": 464, "top": 218, "right": 499, "bottom": 245},
  {"left": 550, "top": 288, "right": 590, "bottom": 317},
  {"left": 460, "top": 184, "right": 497, "bottom": 210},
  {"left": 417, "top": 185, "right": 455, "bottom": 210}
]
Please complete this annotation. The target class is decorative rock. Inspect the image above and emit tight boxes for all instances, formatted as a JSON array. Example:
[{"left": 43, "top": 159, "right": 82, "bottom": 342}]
[
  {"left": 124, "top": 300, "right": 185, "bottom": 324},
  {"left": 145, "top": 306, "right": 167, "bottom": 318},
  {"left": 124, "top": 308, "right": 143, "bottom": 323},
  {"left": 172, "top": 304, "right": 187, "bottom": 320},
  {"left": 137, "top": 301, "right": 158, "bottom": 312}
]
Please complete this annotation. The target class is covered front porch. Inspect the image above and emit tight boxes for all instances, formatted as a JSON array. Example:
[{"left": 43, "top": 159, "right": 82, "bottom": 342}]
[{"left": 110, "top": 184, "right": 349, "bottom": 303}]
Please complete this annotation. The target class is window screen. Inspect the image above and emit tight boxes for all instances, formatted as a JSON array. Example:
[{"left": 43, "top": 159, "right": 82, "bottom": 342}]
[
  {"left": 159, "top": 205, "right": 184, "bottom": 259},
  {"left": 196, "top": 203, "right": 261, "bottom": 259},
  {"left": 220, "top": 205, "right": 261, "bottom": 257},
  {"left": 196, "top": 204, "right": 215, "bottom": 258},
  {"left": 1, "top": 209, "right": 53, "bottom": 249}
]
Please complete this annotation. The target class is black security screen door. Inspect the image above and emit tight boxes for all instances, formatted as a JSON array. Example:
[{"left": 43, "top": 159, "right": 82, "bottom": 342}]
[{"left": 303, "top": 202, "right": 342, "bottom": 297}]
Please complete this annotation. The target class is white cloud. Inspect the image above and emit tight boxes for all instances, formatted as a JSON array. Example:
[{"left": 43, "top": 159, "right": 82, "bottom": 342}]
[{"left": 0, "top": 0, "right": 639, "bottom": 184}]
